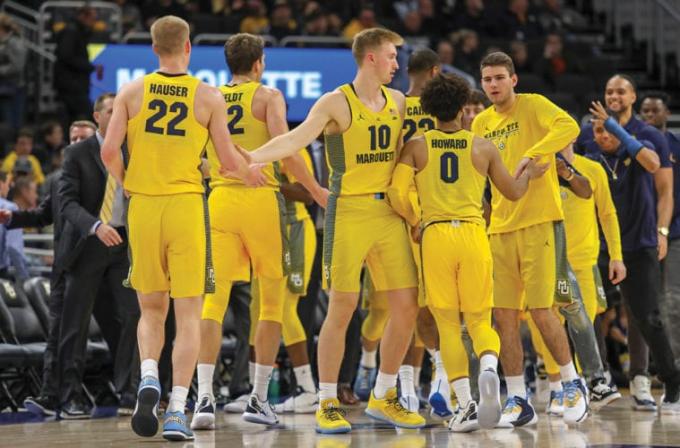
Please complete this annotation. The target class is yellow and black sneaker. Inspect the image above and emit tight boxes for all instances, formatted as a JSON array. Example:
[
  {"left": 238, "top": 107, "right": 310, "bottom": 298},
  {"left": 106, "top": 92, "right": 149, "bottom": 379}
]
[
  {"left": 366, "top": 388, "right": 426, "bottom": 429},
  {"left": 315, "top": 398, "right": 351, "bottom": 434}
]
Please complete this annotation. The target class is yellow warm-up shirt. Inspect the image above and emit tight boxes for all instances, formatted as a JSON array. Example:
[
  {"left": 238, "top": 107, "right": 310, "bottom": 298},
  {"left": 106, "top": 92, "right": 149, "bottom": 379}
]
[
  {"left": 471, "top": 94, "right": 579, "bottom": 234},
  {"left": 126, "top": 72, "right": 208, "bottom": 195},
  {"left": 562, "top": 154, "right": 622, "bottom": 266}
]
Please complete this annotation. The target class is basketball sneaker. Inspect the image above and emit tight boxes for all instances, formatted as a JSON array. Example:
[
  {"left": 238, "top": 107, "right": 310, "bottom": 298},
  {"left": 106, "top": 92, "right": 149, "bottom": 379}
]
[
  {"left": 315, "top": 398, "right": 351, "bottom": 434},
  {"left": 224, "top": 393, "right": 250, "bottom": 413},
  {"left": 477, "top": 369, "right": 502, "bottom": 429},
  {"left": 354, "top": 365, "right": 377, "bottom": 401},
  {"left": 563, "top": 378, "right": 589, "bottom": 424},
  {"left": 190, "top": 394, "right": 215, "bottom": 430},
  {"left": 399, "top": 391, "right": 420, "bottom": 413},
  {"left": 162, "top": 410, "right": 194, "bottom": 441},
  {"left": 131, "top": 376, "right": 161, "bottom": 437},
  {"left": 365, "top": 388, "right": 426, "bottom": 429},
  {"left": 242, "top": 394, "right": 278, "bottom": 425},
  {"left": 449, "top": 400, "right": 480, "bottom": 433},
  {"left": 589, "top": 377, "right": 621, "bottom": 410},
  {"left": 273, "top": 386, "right": 318, "bottom": 413},
  {"left": 660, "top": 381, "right": 680, "bottom": 414},
  {"left": 429, "top": 376, "right": 454, "bottom": 418},
  {"left": 630, "top": 375, "right": 657, "bottom": 412},
  {"left": 497, "top": 395, "right": 538, "bottom": 428},
  {"left": 546, "top": 390, "right": 564, "bottom": 416},
  {"left": 23, "top": 395, "right": 58, "bottom": 417}
]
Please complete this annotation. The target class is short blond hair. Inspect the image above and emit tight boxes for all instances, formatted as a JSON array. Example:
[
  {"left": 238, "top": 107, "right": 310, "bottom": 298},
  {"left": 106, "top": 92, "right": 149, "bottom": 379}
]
[
  {"left": 150, "top": 16, "right": 189, "bottom": 56},
  {"left": 352, "top": 28, "right": 403, "bottom": 66}
]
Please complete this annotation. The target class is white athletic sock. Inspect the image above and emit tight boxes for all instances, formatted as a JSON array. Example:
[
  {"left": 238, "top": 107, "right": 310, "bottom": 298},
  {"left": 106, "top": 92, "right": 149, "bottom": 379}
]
[
  {"left": 414, "top": 367, "right": 422, "bottom": 387},
  {"left": 319, "top": 382, "right": 337, "bottom": 404},
  {"left": 360, "top": 348, "right": 377, "bottom": 369},
  {"left": 433, "top": 350, "right": 445, "bottom": 371},
  {"left": 559, "top": 362, "right": 579, "bottom": 382},
  {"left": 479, "top": 354, "right": 498, "bottom": 373},
  {"left": 452, "top": 378, "right": 472, "bottom": 407},
  {"left": 549, "top": 380, "right": 563, "bottom": 392},
  {"left": 373, "top": 371, "right": 398, "bottom": 399},
  {"left": 140, "top": 359, "right": 158, "bottom": 380},
  {"left": 294, "top": 364, "right": 316, "bottom": 393},
  {"left": 506, "top": 375, "right": 527, "bottom": 399},
  {"left": 248, "top": 361, "right": 256, "bottom": 387},
  {"left": 252, "top": 364, "right": 273, "bottom": 402},
  {"left": 399, "top": 365, "right": 416, "bottom": 396},
  {"left": 167, "top": 386, "right": 189, "bottom": 413},
  {"left": 197, "top": 363, "right": 215, "bottom": 400}
]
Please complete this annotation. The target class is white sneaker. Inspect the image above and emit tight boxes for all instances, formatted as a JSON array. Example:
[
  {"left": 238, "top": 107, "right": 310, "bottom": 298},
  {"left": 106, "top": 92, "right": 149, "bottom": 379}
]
[
  {"left": 497, "top": 395, "right": 537, "bottom": 428},
  {"left": 428, "top": 377, "right": 453, "bottom": 418},
  {"left": 546, "top": 390, "right": 564, "bottom": 416},
  {"left": 190, "top": 395, "right": 215, "bottom": 430},
  {"left": 272, "top": 387, "right": 318, "bottom": 414},
  {"left": 477, "top": 369, "right": 501, "bottom": 429},
  {"left": 399, "top": 392, "right": 420, "bottom": 413},
  {"left": 563, "top": 378, "right": 589, "bottom": 424},
  {"left": 242, "top": 394, "right": 279, "bottom": 426},
  {"left": 223, "top": 393, "right": 250, "bottom": 413},
  {"left": 449, "top": 401, "right": 480, "bottom": 433},
  {"left": 630, "top": 375, "right": 657, "bottom": 412}
]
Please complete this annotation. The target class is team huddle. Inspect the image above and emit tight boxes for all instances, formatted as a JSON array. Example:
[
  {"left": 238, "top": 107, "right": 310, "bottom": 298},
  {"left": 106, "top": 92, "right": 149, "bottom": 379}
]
[{"left": 99, "top": 15, "right": 680, "bottom": 442}]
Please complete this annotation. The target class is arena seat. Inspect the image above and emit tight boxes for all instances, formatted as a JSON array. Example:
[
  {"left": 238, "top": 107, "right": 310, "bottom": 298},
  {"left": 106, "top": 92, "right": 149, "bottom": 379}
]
[
  {"left": 516, "top": 73, "right": 549, "bottom": 94},
  {"left": 555, "top": 73, "right": 595, "bottom": 101}
]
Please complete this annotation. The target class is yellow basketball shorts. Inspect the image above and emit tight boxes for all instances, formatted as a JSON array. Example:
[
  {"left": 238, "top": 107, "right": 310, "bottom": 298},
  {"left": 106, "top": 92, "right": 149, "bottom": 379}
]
[
  {"left": 421, "top": 221, "right": 493, "bottom": 313},
  {"left": 491, "top": 221, "right": 572, "bottom": 310},
  {"left": 287, "top": 217, "right": 317, "bottom": 295},
  {"left": 323, "top": 194, "right": 417, "bottom": 293},
  {"left": 127, "top": 193, "right": 213, "bottom": 298},
  {"left": 572, "top": 263, "right": 607, "bottom": 320},
  {"left": 202, "top": 186, "right": 289, "bottom": 324}
]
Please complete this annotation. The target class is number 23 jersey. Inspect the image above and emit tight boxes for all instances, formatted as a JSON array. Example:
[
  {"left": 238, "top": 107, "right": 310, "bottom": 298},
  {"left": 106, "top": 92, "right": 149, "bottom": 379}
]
[{"left": 126, "top": 72, "right": 209, "bottom": 195}]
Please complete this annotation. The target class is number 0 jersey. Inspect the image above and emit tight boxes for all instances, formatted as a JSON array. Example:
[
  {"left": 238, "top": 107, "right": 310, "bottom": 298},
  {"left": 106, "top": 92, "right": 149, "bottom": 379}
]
[
  {"left": 126, "top": 72, "right": 208, "bottom": 195},
  {"left": 416, "top": 129, "right": 485, "bottom": 226},
  {"left": 207, "top": 81, "right": 280, "bottom": 189},
  {"left": 325, "top": 84, "right": 403, "bottom": 196}
]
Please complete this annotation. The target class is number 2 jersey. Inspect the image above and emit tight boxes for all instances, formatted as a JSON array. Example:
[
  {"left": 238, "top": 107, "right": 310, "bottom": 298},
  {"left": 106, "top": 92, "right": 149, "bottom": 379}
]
[
  {"left": 416, "top": 129, "right": 485, "bottom": 226},
  {"left": 126, "top": 72, "right": 209, "bottom": 195},
  {"left": 325, "top": 84, "right": 402, "bottom": 196},
  {"left": 207, "top": 81, "right": 280, "bottom": 190}
]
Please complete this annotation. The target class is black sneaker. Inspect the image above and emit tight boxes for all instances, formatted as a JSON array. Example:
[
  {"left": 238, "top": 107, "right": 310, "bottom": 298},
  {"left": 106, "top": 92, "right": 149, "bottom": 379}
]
[
  {"left": 589, "top": 377, "right": 621, "bottom": 410},
  {"left": 661, "top": 382, "right": 680, "bottom": 415},
  {"left": 24, "top": 395, "right": 58, "bottom": 417},
  {"left": 60, "top": 395, "right": 92, "bottom": 420},
  {"left": 190, "top": 395, "right": 215, "bottom": 430}
]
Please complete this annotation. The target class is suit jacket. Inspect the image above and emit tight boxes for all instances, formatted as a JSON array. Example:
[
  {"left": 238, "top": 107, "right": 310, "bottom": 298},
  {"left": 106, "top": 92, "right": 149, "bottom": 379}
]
[{"left": 57, "top": 135, "right": 111, "bottom": 272}]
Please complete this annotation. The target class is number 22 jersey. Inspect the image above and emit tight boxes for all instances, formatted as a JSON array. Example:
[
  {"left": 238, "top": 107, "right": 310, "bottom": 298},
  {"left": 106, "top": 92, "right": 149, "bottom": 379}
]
[{"left": 126, "top": 72, "right": 209, "bottom": 195}]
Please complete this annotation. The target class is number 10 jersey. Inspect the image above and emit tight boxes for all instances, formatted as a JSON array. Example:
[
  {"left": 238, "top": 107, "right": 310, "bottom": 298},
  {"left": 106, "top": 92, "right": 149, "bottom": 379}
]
[{"left": 126, "top": 72, "right": 209, "bottom": 195}]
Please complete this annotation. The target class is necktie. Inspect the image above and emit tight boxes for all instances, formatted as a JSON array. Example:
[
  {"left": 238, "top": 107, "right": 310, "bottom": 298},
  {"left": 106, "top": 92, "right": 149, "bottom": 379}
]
[{"left": 99, "top": 174, "right": 116, "bottom": 224}]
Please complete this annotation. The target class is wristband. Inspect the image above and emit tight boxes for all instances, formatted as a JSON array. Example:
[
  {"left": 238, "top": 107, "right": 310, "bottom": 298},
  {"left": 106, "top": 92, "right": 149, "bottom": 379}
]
[
  {"left": 603, "top": 117, "right": 644, "bottom": 158},
  {"left": 564, "top": 170, "right": 575, "bottom": 181}
]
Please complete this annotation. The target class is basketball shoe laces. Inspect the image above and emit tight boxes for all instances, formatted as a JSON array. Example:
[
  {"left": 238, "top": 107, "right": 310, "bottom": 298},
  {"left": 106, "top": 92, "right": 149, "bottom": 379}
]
[
  {"left": 386, "top": 395, "right": 413, "bottom": 416},
  {"left": 322, "top": 405, "right": 347, "bottom": 421}
]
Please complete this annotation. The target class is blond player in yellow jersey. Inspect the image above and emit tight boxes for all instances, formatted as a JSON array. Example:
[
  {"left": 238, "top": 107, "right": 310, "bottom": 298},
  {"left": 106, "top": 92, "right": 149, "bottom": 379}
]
[
  {"left": 388, "top": 73, "right": 546, "bottom": 432},
  {"left": 101, "top": 16, "right": 258, "bottom": 442},
  {"left": 248, "top": 28, "right": 425, "bottom": 434},
  {"left": 190, "top": 34, "right": 328, "bottom": 429},
  {"left": 471, "top": 52, "right": 588, "bottom": 426}
]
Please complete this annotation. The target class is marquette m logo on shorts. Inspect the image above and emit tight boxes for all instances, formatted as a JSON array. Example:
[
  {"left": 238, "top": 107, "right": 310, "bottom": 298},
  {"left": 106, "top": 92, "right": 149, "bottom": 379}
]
[
  {"left": 557, "top": 280, "right": 570, "bottom": 296},
  {"left": 323, "top": 264, "right": 331, "bottom": 280},
  {"left": 290, "top": 273, "right": 303, "bottom": 287},
  {"left": 208, "top": 267, "right": 216, "bottom": 285}
]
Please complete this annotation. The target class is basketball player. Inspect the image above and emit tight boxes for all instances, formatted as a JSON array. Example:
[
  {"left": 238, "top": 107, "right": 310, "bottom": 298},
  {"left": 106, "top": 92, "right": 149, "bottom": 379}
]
[
  {"left": 191, "top": 33, "right": 328, "bottom": 430},
  {"left": 471, "top": 52, "right": 588, "bottom": 426},
  {"left": 249, "top": 28, "right": 426, "bottom": 433},
  {"left": 101, "top": 16, "right": 258, "bottom": 441},
  {"left": 389, "top": 72, "right": 548, "bottom": 432}
]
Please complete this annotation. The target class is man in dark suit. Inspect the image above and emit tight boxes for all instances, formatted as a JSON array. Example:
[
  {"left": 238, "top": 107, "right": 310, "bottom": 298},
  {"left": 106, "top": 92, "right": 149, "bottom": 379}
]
[
  {"left": 0, "top": 121, "right": 96, "bottom": 416},
  {"left": 56, "top": 93, "right": 139, "bottom": 418}
]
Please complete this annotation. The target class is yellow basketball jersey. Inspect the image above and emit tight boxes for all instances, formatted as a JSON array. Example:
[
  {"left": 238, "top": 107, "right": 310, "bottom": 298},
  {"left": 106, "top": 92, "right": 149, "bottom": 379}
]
[
  {"left": 125, "top": 72, "right": 208, "bottom": 195},
  {"left": 403, "top": 95, "right": 434, "bottom": 221},
  {"left": 281, "top": 149, "right": 313, "bottom": 222},
  {"left": 416, "top": 129, "right": 485, "bottom": 225},
  {"left": 207, "top": 81, "right": 280, "bottom": 189},
  {"left": 325, "top": 84, "right": 402, "bottom": 196}
]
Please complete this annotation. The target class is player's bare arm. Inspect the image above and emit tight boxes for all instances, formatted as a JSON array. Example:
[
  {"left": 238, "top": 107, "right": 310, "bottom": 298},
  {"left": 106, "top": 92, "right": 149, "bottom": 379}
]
[
  {"left": 480, "top": 137, "right": 546, "bottom": 201},
  {"left": 557, "top": 158, "right": 592, "bottom": 199}
]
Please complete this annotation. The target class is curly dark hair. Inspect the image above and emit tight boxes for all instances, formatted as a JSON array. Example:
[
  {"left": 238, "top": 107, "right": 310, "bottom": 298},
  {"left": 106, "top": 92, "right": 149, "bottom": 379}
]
[{"left": 420, "top": 73, "right": 470, "bottom": 122}]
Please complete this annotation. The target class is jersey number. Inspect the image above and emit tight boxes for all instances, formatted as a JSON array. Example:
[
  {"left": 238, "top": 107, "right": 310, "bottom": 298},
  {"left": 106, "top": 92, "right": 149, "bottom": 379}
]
[
  {"left": 369, "top": 125, "right": 391, "bottom": 150},
  {"left": 440, "top": 152, "right": 459, "bottom": 184},
  {"left": 144, "top": 99, "right": 188, "bottom": 136},
  {"left": 402, "top": 117, "right": 435, "bottom": 142},
  {"left": 227, "top": 104, "right": 245, "bottom": 135}
]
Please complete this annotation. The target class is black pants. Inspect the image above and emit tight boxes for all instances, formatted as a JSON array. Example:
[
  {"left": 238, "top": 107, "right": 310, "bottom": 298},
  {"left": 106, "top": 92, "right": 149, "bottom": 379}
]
[
  {"left": 226, "top": 282, "right": 252, "bottom": 397},
  {"left": 618, "top": 248, "right": 680, "bottom": 385},
  {"left": 298, "top": 229, "right": 323, "bottom": 381},
  {"left": 41, "top": 268, "right": 65, "bottom": 399},
  {"left": 58, "top": 235, "right": 140, "bottom": 403}
]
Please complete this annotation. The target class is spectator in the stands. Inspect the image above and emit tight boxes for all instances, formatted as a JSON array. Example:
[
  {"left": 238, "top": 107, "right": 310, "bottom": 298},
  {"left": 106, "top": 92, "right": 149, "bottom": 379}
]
[
  {"left": 452, "top": 0, "right": 497, "bottom": 36},
  {"left": 2, "top": 128, "right": 45, "bottom": 185},
  {"left": 302, "top": 9, "right": 329, "bottom": 36},
  {"left": 435, "top": 39, "right": 476, "bottom": 87},
  {"left": 54, "top": 6, "right": 101, "bottom": 129},
  {"left": 0, "top": 14, "right": 27, "bottom": 129},
  {"left": 0, "top": 171, "right": 29, "bottom": 281},
  {"left": 399, "top": 10, "right": 428, "bottom": 45},
  {"left": 452, "top": 29, "right": 481, "bottom": 75},
  {"left": 499, "top": 0, "right": 544, "bottom": 41},
  {"left": 534, "top": 32, "right": 584, "bottom": 86},
  {"left": 36, "top": 120, "right": 66, "bottom": 175},
  {"left": 537, "top": 0, "right": 588, "bottom": 33},
  {"left": 240, "top": 0, "right": 270, "bottom": 34},
  {"left": 142, "top": 0, "right": 188, "bottom": 29},
  {"left": 11, "top": 175, "right": 37, "bottom": 211},
  {"left": 114, "top": 0, "right": 143, "bottom": 34},
  {"left": 342, "top": 6, "right": 379, "bottom": 40},
  {"left": 510, "top": 40, "right": 533, "bottom": 75},
  {"left": 267, "top": 0, "right": 299, "bottom": 40}
]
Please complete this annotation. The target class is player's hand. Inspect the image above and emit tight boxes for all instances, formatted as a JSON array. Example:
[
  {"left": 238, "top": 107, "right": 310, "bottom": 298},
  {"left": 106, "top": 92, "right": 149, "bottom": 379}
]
[
  {"left": 556, "top": 158, "right": 571, "bottom": 179},
  {"left": 658, "top": 234, "right": 668, "bottom": 260},
  {"left": 589, "top": 101, "right": 610, "bottom": 121},
  {"left": 312, "top": 187, "right": 330, "bottom": 209},
  {"left": 243, "top": 163, "right": 267, "bottom": 187},
  {"left": 411, "top": 225, "right": 422, "bottom": 244},
  {"left": 608, "top": 259, "right": 626, "bottom": 285},
  {"left": 95, "top": 223, "right": 123, "bottom": 247},
  {"left": 0, "top": 209, "right": 12, "bottom": 224},
  {"left": 522, "top": 158, "right": 549, "bottom": 179},
  {"left": 513, "top": 157, "right": 531, "bottom": 179}
]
